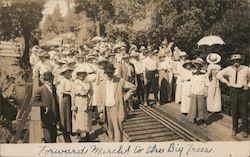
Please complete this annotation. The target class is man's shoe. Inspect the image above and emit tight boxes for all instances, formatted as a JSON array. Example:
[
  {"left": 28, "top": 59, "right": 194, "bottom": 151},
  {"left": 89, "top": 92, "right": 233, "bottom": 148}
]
[
  {"left": 242, "top": 132, "right": 248, "bottom": 138},
  {"left": 232, "top": 130, "right": 237, "bottom": 136},
  {"left": 156, "top": 102, "right": 161, "bottom": 106}
]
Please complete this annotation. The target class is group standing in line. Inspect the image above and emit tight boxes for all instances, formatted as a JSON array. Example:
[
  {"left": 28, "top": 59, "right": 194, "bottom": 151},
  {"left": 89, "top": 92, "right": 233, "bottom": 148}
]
[{"left": 30, "top": 37, "right": 250, "bottom": 143}]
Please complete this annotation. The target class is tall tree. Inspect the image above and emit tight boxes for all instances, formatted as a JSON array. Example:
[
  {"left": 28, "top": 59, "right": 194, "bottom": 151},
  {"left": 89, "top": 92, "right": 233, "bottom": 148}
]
[{"left": 0, "top": 0, "right": 44, "bottom": 67}]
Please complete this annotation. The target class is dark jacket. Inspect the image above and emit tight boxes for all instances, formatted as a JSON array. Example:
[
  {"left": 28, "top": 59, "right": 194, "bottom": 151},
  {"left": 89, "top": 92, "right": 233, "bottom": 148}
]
[{"left": 31, "top": 84, "right": 60, "bottom": 127}]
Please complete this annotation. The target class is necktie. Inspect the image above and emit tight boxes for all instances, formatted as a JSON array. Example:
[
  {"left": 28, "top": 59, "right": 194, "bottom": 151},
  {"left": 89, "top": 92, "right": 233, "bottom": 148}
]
[{"left": 235, "top": 68, "right": 238, "bottom": 84}]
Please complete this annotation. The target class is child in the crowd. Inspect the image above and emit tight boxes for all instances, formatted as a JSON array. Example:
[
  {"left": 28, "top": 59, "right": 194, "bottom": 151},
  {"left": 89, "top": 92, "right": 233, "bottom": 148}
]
[
  {"left": 206, "top": 53, "right": 222, "bottom": 113},
  {"left": 180, "top": 59, "right": 194, "bottom": 115},
  {"left": 71, "top": 68, "right": 93, "bottom": 141},
  {"left": 188, "top": 58, "right": 208, "bottom": 126}
]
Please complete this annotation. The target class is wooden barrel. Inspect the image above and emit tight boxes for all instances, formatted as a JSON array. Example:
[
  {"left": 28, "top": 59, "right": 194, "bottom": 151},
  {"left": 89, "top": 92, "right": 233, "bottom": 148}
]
[{"left": 14, "top": 84, "right": 30, "bottom": 107}]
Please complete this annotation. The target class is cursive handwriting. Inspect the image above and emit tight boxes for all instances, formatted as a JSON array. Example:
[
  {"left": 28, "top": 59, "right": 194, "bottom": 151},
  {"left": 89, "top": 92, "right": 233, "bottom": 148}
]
[
  {"left": 90, "top": 145, "right": 130, "bottom": 155},
  {"left": 38, "top": 145, "right": 88, "bottom": 156}
]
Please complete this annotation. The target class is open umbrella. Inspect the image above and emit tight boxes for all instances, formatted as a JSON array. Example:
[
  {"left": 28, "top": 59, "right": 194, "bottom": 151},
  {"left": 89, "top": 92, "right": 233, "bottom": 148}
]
[{"left": 197, "top": 35, "right": 225, "bottom": 46}]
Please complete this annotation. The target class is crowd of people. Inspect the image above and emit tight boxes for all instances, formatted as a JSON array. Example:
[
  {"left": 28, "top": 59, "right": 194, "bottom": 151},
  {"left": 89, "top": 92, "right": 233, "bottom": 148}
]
[{"left": 30, "top": 36, "right": 250, "bottom": 143}]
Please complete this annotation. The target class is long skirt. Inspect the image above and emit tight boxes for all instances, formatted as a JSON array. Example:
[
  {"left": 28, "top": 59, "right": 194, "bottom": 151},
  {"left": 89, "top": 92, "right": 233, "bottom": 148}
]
[
  {"left": 175, "top": 84, "right": 182, "bottom": 103},
  {"left": 181, "top": 81, "right": 191, "bottom": 113},
  {"left": 60, "top": 94, "right": 72, "bottom": 132},
  {"left": 72, "top": 96, "right": 92, "bottom": 133},
  {"left": 188, "top": 94, "right": 208, "bottom": 120},
  {"left": 207, "top": 80, "right": 221, "bottom": 112}
]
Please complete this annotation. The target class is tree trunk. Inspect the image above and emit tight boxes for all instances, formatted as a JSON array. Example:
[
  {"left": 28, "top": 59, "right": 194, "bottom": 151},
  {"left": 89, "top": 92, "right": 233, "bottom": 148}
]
[{"left": 21, "top": 29, "right": 31, "bottom": 68}]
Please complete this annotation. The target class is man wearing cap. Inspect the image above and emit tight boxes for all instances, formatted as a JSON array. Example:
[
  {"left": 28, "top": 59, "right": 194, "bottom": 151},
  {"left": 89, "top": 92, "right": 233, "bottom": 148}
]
[
  {"left": 217, "top": 54, "right": 250, "bottom": 138},
  {"left": 143, "top": 48, "right": 160, "bottom": 107},
  {"left": 101, "top": 62, "right": 136, "bottom": 142},
  {"left": 31, "top": 71, "right": 61, "bottom": 143}
]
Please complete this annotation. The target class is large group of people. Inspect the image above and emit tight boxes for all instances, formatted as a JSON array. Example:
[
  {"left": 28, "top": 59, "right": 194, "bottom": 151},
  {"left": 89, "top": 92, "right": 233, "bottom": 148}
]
[{"left": 30, "top": 36, "right": 250, "bottom": 143}]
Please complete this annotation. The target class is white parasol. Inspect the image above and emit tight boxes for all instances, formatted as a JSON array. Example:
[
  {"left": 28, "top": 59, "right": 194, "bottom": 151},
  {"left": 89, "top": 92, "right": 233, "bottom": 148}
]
[{"left": 197, "top": 35, "right": 225, "bottom": 46}]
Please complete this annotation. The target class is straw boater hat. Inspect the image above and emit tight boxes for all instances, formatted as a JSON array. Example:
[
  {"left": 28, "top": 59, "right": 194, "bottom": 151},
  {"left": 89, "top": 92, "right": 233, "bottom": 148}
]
[
  {"left": 60, "top": 67, "right": 73, "bottom": 75},
  {"left": 192, "top": 57, "right": 205, "bottom": 66},
  {"left": 230, "top": 54, "right": 241, "bottom": 60},
  {"left": 139, "top": 46, "right": 146, "bottom": 51},
  {"left": 206, "top": 53, "right": 221, "bottom": 64}
]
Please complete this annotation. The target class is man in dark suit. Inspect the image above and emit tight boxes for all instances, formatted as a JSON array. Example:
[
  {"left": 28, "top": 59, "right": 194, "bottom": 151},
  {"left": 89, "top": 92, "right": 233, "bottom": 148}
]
[{"left": 31, "top": 71, "right": 61, "bottom": 143}]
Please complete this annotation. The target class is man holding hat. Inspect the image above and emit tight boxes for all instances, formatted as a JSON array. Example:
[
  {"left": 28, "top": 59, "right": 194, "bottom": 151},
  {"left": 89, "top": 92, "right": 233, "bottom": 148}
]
[
  {"left": 217, "top": 53, "right": 250, "bottom": 138},
  {"left": 100, "top": 62, "right": 136, "bottom": 142},
  {"left": 31, "top": 71, "right": 61, "bottom": 143}
]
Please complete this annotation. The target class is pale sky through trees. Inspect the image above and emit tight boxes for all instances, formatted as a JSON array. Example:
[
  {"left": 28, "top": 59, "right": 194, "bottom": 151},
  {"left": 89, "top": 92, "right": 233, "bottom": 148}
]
[{"left": 40, "top": 0, "right": 68, "bottom": 27}]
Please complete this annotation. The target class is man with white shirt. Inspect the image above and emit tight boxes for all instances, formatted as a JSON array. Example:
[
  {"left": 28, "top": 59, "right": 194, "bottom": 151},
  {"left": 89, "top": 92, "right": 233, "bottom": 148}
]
[
  {"left": 131, "top": 52, "right": 145, "bottom": 105},
  {"left": 217, "top": 54, "right": 250, "bottom": 138},
  {"left": 102, "top": 62, "right": 136, "bottom": 142},
  {"left": 143, "top": 49, "right": 160, "bottom": 107}
]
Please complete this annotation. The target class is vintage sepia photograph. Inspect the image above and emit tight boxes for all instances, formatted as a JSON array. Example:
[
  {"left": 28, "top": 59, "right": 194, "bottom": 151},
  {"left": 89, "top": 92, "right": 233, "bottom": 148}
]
[{"left": 0, "top": 0, "right": 249, "bottom": 156}]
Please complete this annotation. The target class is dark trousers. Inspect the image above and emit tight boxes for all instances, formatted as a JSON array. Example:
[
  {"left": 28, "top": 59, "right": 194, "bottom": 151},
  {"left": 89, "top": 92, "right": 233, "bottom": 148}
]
[
  {"left": 172, "top": 76, "right": 177, "bottom": 101},
  {"left": 145, "top": 70, "right": 158, "bottom": 104},
  {"left": 229, "top": 87, "right": 249, "bottom": 132},
  {"left": 60, "top": 94, "right": 72, "bottom": 133},
  {"left": 43, "top": 125, "right": 57, "bottom": 143},
  {"left": 136, "top": 74, "right": 144, "bottom": 104}
]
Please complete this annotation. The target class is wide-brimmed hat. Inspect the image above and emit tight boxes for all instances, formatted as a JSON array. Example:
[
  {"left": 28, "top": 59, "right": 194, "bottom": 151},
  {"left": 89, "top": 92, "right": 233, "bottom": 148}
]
[
  {"left": 230, "top": 54, "right": 241, "bottom": 60},
  {"left": 120, "top": 46, "right": 127, "bottom": 51},
  {"left": 43, "top": 71, "right": 54, "bottom": 81},
  {"left": 60, "top": 67, "right": 73, "bottom": 74},
  {"left": 192, "top": 58, "right": 205, "bottom": 66},
  {"left": 139, "top": 46, "right": 146, "bottom": 51},
  {"left": 179, "top": 51, "right": 187, "bottom": 57},
  {"left": 206, "top": 53, "right": 221, "bottom": 64},
  {"left": 104, "top": 62, "right": 116, "bottom": 73},
  {"left": 183, "top": 59, "right": 195, "bottom": 68}
]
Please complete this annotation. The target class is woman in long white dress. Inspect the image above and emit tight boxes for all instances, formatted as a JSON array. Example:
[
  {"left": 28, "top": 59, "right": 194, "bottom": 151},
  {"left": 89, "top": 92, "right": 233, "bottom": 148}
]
[
  {"left": 71, "top": 69, "right": 93, "bottom": 140},
  {"left": 206, "top": 53, "right": 222, "bottom": 113},
  {"left": 180, "top": 60, "right": 194, "bottom": 114}
]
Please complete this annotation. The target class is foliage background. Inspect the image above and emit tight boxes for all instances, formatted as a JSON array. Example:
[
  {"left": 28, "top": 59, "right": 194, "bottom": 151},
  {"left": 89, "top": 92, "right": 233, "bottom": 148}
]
[{"left": 0, "top": 0, "right": 249, "bottom": 66}]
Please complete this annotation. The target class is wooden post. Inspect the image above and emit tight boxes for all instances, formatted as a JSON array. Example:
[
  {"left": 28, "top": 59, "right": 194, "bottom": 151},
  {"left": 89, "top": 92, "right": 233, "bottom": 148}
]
[{"left": 29, "top": 73, "right": 44, "bottom": 143}]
